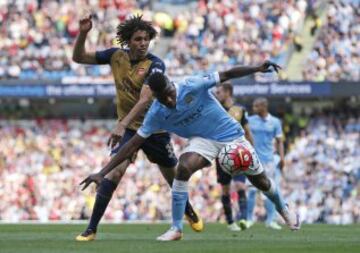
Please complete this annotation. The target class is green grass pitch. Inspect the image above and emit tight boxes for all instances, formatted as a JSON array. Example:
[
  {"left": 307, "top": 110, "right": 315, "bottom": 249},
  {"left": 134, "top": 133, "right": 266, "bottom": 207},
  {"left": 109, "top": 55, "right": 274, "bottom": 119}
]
[{"left": 0, "top": 223, "right": 359, "bottom": 253}]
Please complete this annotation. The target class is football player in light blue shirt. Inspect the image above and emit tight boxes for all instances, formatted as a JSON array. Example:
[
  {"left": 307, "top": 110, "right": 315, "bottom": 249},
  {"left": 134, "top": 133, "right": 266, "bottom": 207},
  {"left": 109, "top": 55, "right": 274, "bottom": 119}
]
[
  {"left": 80, "top": 61, "right": 300, "bottom": 241},
  {"left": 247, "top": 97, "right": 285, "bottom": 229}
]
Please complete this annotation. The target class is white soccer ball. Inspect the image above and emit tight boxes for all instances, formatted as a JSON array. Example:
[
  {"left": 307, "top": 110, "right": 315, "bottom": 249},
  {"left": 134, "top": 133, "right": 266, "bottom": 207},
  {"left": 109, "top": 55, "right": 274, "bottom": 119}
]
[{"left": 218, "top": 142, "right": 254, "bottom": 176}]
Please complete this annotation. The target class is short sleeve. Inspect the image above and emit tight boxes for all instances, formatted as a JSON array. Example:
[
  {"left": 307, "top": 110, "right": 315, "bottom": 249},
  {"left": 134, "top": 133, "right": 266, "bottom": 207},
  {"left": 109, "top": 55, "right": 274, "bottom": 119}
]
[
  {"left": 144, "top": 57, "right": 166, "bottom": 84},
  {"left": 95, "top": 48, "right": 118, "bottom": 64},
  {"left": 136, "top": 104, "right": 161, "bottom": 138},
  {"left": 274, "top": 118, "right": 283, "bottom": 138},
  {"left": 187, "top": 72, "right": 220, "bottom": 91}
]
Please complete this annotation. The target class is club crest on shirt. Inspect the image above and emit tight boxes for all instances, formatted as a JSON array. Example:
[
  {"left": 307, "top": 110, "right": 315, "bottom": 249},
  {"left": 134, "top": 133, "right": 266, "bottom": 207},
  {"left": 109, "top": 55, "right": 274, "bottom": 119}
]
[
  {"left": 203, "top": 74, "right": 211, "bottom": 80},
  {"left": 137, "top": 67, "right": 146, "bottom": 76},
  {"left": 185, "top": 94, "right": 193, "bottom": 104}
]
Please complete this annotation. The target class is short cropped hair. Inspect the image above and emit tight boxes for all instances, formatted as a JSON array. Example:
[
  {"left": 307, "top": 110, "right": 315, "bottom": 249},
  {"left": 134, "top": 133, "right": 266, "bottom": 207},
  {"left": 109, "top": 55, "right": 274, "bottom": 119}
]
[{"left": 147, "top": 72, "right": 168, "bottom": 93}]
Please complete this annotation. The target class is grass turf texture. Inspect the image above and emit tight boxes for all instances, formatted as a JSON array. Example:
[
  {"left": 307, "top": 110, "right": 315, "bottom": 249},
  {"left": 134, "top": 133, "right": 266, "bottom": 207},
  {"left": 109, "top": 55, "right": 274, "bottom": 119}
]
[{"left": 0, "top": 223, "right": 359, "bottom": 253}]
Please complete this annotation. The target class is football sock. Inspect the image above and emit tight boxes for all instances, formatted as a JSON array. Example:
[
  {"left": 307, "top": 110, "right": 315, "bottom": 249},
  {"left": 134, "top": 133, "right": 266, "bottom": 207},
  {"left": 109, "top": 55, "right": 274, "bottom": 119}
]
[
  {"left": 262, "top": 179, "right": 286, "bottom": 213},
  {"left": 172, "top": 179, "right": 189, "bottom": 231},
  {"left": 167, "top": 175, "right": 197, "bottom": 222},
  {"left": 264, "top": 197, "right": 276, "bottom": 224},
  {"left": 237, "top": 189, "right": 247, "bottom": 220},
  {"left": 87, "top": 178, "right": 117, "bottom": 232},
  {"left": 246, "top": 187, "right": 257, "bottom": 221},
  {"left": 221, "top": 194, "right": 234, "bottom": 224}
]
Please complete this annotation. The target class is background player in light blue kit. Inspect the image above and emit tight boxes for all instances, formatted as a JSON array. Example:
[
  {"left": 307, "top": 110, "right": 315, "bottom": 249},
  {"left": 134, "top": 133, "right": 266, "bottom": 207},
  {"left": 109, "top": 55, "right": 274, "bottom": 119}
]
[
  {"left": 247, "top": 98, "right": 285, "bottom": 230},
  {"left": 215, "top": 82, "right": 254, "bottom": 231},
  {"left": 80, "top": 61, "right": 300, "bottom": 241}
]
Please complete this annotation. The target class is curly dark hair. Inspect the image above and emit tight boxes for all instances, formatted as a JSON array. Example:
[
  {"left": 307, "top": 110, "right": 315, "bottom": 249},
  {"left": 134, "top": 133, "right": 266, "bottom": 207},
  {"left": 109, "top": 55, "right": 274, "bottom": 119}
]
[{"left": 116, "top": 14, "right": 157, "bottom": 47}]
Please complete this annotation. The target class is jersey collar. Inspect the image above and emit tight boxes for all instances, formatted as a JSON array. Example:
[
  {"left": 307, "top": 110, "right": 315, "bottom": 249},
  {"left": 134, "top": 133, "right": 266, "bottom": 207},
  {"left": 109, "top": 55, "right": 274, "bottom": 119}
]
[{"left": 261, "top": 113, "right": 272, "bottom": 121}]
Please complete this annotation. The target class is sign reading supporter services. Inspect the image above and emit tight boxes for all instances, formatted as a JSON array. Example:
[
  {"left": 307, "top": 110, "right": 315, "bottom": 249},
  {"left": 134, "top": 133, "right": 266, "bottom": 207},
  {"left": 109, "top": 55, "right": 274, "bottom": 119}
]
[{"left": 232, "top": 82, "right": 332, "bottom": 97}]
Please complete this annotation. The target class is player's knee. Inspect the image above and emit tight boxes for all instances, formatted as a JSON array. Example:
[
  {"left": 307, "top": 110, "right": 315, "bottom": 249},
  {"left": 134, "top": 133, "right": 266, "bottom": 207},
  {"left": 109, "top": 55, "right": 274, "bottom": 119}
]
[
  {"left": 176, "top": 162, "right": 193, "bottom": 181},
  {"left": 247, "top": 172, "right": 271, "bottom": 192},
  {"left": 146, "top": 155, "right": 156, "bottom": 164},
  {"left": 234, "top": 182, "right": 246, "bottom": 191},
  {"left": 221, "top": 184, "right": 231, "bottom": 195},
  {"left": 256, "top": 176, "right": 271, "bottom": 192}
]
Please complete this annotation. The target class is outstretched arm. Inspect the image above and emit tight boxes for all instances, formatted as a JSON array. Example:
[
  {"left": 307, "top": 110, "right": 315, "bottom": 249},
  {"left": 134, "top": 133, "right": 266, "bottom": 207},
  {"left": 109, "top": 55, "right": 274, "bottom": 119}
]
[
  {"left": 72, "top": 15, "right": 97, "bottom": 64},
  {"left": 219, "top": 60, "right": 281, "bottom": 83},
  {"left": 80, "top": 134, "right": 146, "bottom": 190}
]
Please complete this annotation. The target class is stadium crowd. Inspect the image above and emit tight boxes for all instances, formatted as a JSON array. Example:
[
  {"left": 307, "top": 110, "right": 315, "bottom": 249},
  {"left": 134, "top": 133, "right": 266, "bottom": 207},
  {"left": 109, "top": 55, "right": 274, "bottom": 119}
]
[
  {"left": 0, "top": 0, "right": 153, "bottom": 80},
  {"left": 0, "top": 111, "right": 359, "bottom": 224},
  {"left": 163, "top": 0, "right": 309, "bottom": 80},
  {"left": 302, "top": 0, "right": 359, "bottom": 82},
  {"left": 1, "top": 0, "right": 358, "bottom": 82}
]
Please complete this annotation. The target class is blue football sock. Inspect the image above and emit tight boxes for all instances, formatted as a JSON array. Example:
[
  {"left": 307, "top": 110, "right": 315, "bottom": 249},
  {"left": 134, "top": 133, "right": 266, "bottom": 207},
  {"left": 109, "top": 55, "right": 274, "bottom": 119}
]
[
  {"left": 246, "top": 187, "right": 257, "bottom": 221},
  {"left": 172, "top": 179, "right": 189, "bottom": 231},
  {"left": 263, "top": 179, "right": 286, "bottom": 214},
  {"left": 88, "top": 179, "right": 117, "bottom": 232},
  {"left": 264, "top": 197, "right": 276, "bottom": 224}
]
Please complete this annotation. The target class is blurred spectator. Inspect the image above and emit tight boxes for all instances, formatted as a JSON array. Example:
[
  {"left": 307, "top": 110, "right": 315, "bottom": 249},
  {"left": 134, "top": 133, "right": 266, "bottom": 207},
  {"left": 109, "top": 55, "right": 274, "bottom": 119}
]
[
  {"left": 0, "top": 0, "right": 155, "bottom": 81},
  {"left": 163, "top": 0, "right": 309, "bottom": 81},
  {"left": 0, "top": 110, "right": 359, "bottom": 224},
  {"left": 0, "top": 0, "right": 311, "bottom": 82},
  {"left": 285, "top": 109, "right": 360, "bottom": 224},
  {"left": 2, "top": 0, "right": 358, "bottom": 83},
  {"left": 302, "top": 0, "right": 359, "bottom": 82}
]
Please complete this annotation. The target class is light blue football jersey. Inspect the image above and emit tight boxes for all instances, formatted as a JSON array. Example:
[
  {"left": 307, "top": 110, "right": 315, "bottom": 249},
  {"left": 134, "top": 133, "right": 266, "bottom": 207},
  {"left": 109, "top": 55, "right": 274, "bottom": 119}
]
[
  {"left": 248, "top": 114, "right": 283, "bottom": 163},
  {"left": 137, "top": 72, "right": 244, "bottom": 142}
]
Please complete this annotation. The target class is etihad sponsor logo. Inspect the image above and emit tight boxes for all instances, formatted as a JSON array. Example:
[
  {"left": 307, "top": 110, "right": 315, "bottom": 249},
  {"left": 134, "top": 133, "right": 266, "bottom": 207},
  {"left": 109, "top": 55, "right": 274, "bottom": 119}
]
[{"left": 173, "top": 105, "right": 204, "bottom": 127}]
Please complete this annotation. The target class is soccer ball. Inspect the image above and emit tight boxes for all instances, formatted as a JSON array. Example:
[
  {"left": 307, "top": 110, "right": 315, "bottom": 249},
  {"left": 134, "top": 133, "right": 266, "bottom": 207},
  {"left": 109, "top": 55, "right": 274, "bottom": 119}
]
[{"left": 218, "top": 142, "right": 253, "bottom": 176}]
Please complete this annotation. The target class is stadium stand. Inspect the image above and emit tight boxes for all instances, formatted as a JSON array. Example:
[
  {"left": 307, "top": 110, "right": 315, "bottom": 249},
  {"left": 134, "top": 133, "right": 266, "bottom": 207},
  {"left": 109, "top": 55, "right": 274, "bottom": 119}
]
[
  {"left": 1, "top": 0, "right": 358, "bottom": 82},
  {"left": 302, "top": 0, "right": 359, "bottom": 81},
  {"left": 0, "top": 0, "right": 153, "bottom": 81},
  {"left": 0, "top": 111, "right": 359, "bottom": 224},
  {"left": 163, "top": 0, "right": 309, "bottom": 80}
]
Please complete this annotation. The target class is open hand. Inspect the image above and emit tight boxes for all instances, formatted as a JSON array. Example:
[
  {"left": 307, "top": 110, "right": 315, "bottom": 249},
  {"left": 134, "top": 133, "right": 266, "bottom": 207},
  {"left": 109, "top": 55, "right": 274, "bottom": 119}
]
[
  {"left": 80, "top": 173, "right": 104, "bottom": 190},
  {"left": 258, "top": 60, "right": 282, "bottom": 73}
]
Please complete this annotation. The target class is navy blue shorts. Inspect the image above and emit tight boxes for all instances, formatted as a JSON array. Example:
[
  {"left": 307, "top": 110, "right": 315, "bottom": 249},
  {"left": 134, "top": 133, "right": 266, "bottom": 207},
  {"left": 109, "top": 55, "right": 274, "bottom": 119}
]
[
  {"left": 216, "top": 159, "right": 246, "bottom": 185},
  {"left": 111, "top": 129, "right": 177, "bottom": 168}
]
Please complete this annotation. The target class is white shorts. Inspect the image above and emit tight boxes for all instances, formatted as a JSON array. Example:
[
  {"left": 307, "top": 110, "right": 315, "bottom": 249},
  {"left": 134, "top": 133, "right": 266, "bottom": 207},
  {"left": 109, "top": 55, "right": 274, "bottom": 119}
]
[{"left": 182, "top": 136, "right": 264, "bottom": 176}]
